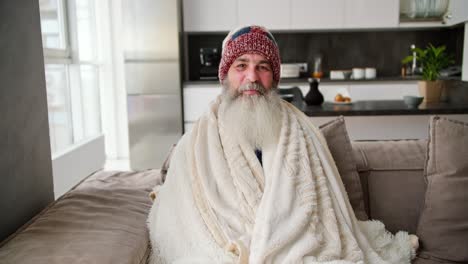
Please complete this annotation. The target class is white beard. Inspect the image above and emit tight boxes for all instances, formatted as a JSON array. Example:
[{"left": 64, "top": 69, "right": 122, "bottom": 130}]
[{"left": 218, "top": 81, "right": 283, "bottom": 150}]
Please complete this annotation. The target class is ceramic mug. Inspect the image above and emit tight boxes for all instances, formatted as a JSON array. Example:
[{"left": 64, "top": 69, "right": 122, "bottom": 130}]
[
  {"left": 365, "top": 67, "right": 377, "bottom": 79},
  {"left": 352, "top": 68, "right": 365, "bottom": 79}
]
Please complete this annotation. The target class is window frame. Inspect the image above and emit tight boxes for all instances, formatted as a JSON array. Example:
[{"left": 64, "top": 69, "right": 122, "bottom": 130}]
[
  {"left": 41, "top": 0, "right": 72, "bottom": 62},
  {"left": 41, "top": 0, "right": 103, "bottom": 153}
]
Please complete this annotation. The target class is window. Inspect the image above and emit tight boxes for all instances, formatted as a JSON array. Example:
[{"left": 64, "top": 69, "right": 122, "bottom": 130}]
[{"left": 39, "top": 0, "right": 102, "bottom": 154}]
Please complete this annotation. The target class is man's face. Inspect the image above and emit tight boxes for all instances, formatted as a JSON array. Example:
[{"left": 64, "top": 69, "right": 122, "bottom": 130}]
[
  {"left": 220, "top": 53, "right": 282, "bottom": 149},
  {"left": 226, "top": 53, "right": 274, "bottom": 97}
]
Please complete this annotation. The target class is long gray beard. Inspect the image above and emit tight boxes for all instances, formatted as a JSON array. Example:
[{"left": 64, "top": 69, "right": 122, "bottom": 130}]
[{"left": 218, "top": 81, "right": 283, "bottom": 150}]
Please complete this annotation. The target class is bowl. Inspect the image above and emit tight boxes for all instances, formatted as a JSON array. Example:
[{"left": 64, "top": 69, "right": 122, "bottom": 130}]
[{"left": 403, "top": 95, "right": 424, "bottom": 108}]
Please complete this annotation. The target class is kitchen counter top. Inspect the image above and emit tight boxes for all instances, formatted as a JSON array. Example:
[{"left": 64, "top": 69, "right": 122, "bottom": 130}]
[
  {"left": 294, "top": 100, "right": 468, "bottom": 117},
  {"left": 281, "top": 76, "right": 423, "bottom": 84},
  {"left": 184, "top": 76, "right": 461, "bottom": 86}
]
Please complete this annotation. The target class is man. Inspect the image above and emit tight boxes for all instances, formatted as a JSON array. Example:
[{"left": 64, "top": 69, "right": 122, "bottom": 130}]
[{"left": 148, "top": 25, "right": 417, "bottom": 263}]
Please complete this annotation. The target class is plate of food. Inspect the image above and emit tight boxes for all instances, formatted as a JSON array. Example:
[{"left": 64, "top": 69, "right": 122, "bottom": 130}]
[
  {"left": 331, "top": 101, "right": 353, "bottom": 105},
  {"left": 330, "top": 93, "right": 353, "bottom": 104}
]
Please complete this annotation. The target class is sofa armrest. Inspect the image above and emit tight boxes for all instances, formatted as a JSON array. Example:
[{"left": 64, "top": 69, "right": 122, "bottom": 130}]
[{"left": 0, "top": 170, "right": 160, "bottom": 264}]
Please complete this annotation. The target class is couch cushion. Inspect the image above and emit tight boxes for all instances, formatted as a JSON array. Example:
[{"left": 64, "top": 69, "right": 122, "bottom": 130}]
[
  {"left": 416, "top": 116, "right": 468, "bottom": 263},
  {"left": 352, "top": 139, "right": 427, "bottom": 234},
  {"left": 0, "top": 170, "right": 159, "bottom": 264},
  {"left": 320, "top": 116, "right": 368, "bottom": 220}
]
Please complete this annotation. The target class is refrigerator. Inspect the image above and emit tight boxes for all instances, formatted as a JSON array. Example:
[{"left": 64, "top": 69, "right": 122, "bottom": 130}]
[{"left": 122, "top": 0, "right": 183, "bottom": 170}]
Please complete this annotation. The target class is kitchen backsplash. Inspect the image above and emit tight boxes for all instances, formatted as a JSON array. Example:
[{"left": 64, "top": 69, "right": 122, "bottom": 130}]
[{"left": 184, "top": 25, "right": 464, "bottom": 81}]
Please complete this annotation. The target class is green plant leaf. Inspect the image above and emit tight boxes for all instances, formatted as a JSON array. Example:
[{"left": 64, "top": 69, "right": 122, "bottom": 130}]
[{"left": 409, "top": 43, "right": 455, "bottom": 81}]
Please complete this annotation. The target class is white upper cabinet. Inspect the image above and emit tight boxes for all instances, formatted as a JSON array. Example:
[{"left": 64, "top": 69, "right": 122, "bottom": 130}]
[
  {"left": 238, "top": 0, "right": 290, "bottom": 30},
  {"left": 183, "top": 0, "right": 237, "bottom": 31},
  {"left": 444, "top": 0, "right": 468, "bottom": 26},
  {"left": 344, "top": 0, "right": 399, "bottom": 28},
  {"left": 291, "top": 0, "right": 345, "bottom": 29}
]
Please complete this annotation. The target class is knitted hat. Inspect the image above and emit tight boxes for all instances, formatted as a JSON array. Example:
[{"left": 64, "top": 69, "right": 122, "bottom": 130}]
[{"left": 218, "top": 25, "right": 281, "bottom": 83}]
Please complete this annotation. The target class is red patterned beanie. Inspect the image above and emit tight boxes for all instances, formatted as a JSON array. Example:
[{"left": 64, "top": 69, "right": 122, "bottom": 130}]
[{"left": 218, "top": 25, "right": 281, "bottom": 83}]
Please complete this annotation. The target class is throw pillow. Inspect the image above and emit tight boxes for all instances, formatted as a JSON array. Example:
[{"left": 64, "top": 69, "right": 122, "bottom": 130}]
[
  {"left": 319, "top": 116, "right": 368, "bottom": 220},
  {"left": 416, "top": 116, "right": 468, "bottom": 263}
]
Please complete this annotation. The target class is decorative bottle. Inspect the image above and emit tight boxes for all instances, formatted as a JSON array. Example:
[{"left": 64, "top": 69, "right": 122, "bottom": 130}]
[{"left": 305, "top": 78, "right": 324, "bottom": 105}]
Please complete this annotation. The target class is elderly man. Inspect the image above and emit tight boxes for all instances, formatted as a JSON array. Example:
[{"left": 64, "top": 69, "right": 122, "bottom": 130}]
[{"left": 148, "top": 25, "right": 417, "bottom": 264}]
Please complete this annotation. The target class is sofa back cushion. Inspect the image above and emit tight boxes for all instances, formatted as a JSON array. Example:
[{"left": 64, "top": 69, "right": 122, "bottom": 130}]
[
  {"left": 352, "top": 139, "right": 427, "bottom": 234},
  {"left": 319, "top": 116, "right": 368, "bottom": 220},
  {"left": 416, "top": 116, "right": 468, "bottom": 263}
]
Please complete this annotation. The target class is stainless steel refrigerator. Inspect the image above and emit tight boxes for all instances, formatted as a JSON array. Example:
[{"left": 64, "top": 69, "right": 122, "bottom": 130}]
[{"left": 122, "top": 0, "right": 183, "bottom": 170}]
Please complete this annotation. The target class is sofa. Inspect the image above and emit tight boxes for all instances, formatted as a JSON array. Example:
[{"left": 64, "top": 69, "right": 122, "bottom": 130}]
[{"left": 0, "top": 116, "right": 466, "bottom": 264}]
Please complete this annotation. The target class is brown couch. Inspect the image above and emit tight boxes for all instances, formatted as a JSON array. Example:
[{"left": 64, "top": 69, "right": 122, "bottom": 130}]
[{"left": 0, "top": 117, "right": 466, "bottom": 263}]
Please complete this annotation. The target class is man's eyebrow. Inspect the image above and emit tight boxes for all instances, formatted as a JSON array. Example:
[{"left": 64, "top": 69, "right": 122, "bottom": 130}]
[
  {"left": 234, "top": 57, "right": 249, "bottom": 62},
  {"left": 234, "top": 57, "right": 270, "bottom": 65}
]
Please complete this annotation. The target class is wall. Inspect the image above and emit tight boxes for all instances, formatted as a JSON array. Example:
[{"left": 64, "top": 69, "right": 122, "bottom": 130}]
[
  {"left": 185, "top": 26, "right": 465, "bottom": 81},
  {"left": 0, "top": 1, "right": 54, "bottom": 241}
]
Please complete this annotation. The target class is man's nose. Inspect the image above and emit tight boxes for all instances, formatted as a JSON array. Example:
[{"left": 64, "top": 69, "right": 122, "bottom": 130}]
[{"left": 245, "top": 66, "right": 259, "bottom": 83}]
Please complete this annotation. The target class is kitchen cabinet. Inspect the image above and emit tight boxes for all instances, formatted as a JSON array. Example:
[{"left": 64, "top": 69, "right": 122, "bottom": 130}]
[
  {"left": 399, "top": 0, "right": 468, "bottom": 28},
  {"left": 444, "top": 0, "right": 468, "bottom": 26},
  {"left": 291, "top": 0, "right": 398, "bottom": 30},
  {"left": 182, "top": 0, "right": 468, "bottom": 32},
  {"left": 182, "top": 0, "right": 237, "bottom": 32},
  {"left": 347, "top": 83, "right": 419, "bottom": 101},
  {"left": 344, "top": 0, "right": 399, "bottom": 29},
  {"left": 183, "top": 84, "right": 221, "bottom": 123},
  {"left": 291, "top": 0, "right": 345, "bottom": 29},
  {"left": 238, "top": 0, "right": 290, "bottom": 30}
]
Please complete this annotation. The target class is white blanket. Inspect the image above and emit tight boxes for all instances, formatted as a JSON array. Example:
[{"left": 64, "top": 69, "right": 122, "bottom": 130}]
[{"left": 148, "top": 98, "right": 415, "bottom": 264}]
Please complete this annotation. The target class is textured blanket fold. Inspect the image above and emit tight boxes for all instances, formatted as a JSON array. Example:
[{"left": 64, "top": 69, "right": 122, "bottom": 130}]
[{"left": 148, "top": 97, "right": 414, "bottom": 264}]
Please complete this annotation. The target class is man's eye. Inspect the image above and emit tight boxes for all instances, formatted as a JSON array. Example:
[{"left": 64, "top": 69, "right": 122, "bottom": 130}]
[
  {"left": 259, "top": 65, "right": 271, "bottom": 71},
  {"left": 236, "top": 64, "right": 246, "bottom": 69}
]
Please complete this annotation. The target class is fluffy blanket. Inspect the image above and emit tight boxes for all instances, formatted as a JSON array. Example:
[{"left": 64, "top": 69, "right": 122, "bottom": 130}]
[{"left": 148, "top": 98, "right": 415, "bottom": 264}]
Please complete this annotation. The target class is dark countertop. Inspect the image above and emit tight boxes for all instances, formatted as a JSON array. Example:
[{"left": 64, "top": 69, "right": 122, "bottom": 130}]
[
  {"left": 280, "top": 76, "right": 423, "bottom": 84},
  {"left": 184, "top": 76, "right": 420, "bottom": 85},
  {"left": 293, "top": 100, "right": 468, "bottom": 117},
  {"left": 184, "top": 76, "right": 461, "bottom": 86}
]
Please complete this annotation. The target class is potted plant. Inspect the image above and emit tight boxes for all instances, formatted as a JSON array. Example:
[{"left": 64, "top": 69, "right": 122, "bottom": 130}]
[{"left": 402, "top": 44, "right": 454, "bottom": 103}]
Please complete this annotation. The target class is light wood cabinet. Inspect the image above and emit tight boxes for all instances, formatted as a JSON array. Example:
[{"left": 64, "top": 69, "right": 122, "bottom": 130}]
[
  {"left": 444, "top": 0, "right": 468, "bottom": 26},
  {"left": 183, "top": 0, "right": 468, "bottom": 32},
  {"left": 183, "top": 84, "right": 221, "bottom": 122},
  {"left": 344, "top": 0, "right": 399, "bottom": 28},
  {"left": 183, "top": 0, "right": 237, "bottom": 32},
  {"left": 291, "top": 0, "right": 345, "bottom": 29},
  {"left": 238, "top": 0, "right": 290, "bottom": 30},
  {"left": 347, "top": 83, "right": 418, "bottom": 101}
]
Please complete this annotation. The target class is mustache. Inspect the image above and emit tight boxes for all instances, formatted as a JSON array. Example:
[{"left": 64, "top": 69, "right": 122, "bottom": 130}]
[{"left": 238, "top": 82, "right": 267, "bottom": 95}]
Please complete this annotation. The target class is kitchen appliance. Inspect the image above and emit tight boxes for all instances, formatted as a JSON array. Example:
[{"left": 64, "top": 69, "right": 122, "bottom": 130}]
[
  {"left": 123, "top": 0, "right": 183, "bottom": 170},
  {"left": 199, "top": 47, "right": 220, "bottom": 80}
]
